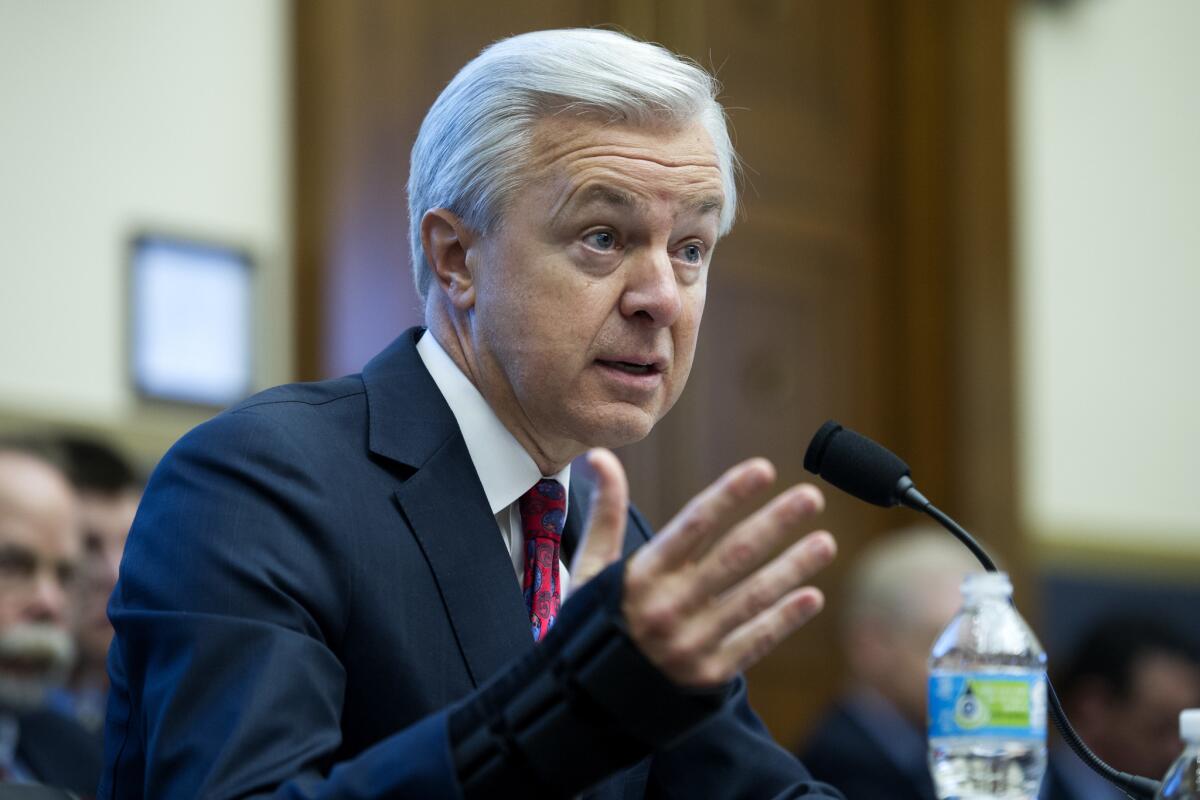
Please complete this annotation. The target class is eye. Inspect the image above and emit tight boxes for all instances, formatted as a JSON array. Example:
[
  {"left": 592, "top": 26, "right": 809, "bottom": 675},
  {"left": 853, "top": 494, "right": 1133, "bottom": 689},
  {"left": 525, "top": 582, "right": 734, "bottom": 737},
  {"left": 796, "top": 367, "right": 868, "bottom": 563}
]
[
  {"left": 57, "top": 561, "right": 77, "bottom": 588},
  {"left": 679, "top": 242, "right": 705, "bottom": 264},
  {"left": 584, "top": 229, "right": 618, "bottom": 251},
  {"left": 0, "top": 546, "right": 36, "bottom": 580}
]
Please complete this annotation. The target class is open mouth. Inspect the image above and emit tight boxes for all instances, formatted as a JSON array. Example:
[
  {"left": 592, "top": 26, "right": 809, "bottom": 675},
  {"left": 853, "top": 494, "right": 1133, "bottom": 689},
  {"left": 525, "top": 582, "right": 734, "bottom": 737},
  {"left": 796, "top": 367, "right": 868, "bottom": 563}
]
[{"left": 597, "top": 360, "right": 659, "bottom": 376}]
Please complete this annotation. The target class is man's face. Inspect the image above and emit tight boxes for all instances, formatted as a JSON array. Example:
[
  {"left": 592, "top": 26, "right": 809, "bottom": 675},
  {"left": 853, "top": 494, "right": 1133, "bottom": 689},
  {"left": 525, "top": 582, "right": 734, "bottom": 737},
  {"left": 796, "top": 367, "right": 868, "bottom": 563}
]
[
  {"left": 75, "top": 489, "right": 137, "bottom": 667},
  {"left": 0, "top": 454, "right": 80, "bottom": 709},
  {"left": 1103, "top": 652, "right": 1200, "bottom": 778},
  {"left": 863, "top": 573, "right": 965, "bottom": 726},
  {"left": 463, "top": 116, "right": 724, "bottom": 464}
]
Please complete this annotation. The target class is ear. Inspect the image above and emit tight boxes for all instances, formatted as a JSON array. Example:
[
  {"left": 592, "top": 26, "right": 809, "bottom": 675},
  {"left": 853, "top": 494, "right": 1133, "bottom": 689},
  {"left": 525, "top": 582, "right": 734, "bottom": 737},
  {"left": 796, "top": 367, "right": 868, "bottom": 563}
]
[{"left": 421, "top": 208, "right": 477, "bottom": 310}]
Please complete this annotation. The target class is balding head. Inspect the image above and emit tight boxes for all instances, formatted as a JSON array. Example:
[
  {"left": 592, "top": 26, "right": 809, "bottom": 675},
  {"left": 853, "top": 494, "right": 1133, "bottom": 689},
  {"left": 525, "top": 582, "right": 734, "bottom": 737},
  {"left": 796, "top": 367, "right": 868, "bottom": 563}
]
[
  {"left": 0, "top": 446, "right": 80, "bottom": 710},
  {"left": 841, "top": 526, "right": 982, "bottom": 725}
]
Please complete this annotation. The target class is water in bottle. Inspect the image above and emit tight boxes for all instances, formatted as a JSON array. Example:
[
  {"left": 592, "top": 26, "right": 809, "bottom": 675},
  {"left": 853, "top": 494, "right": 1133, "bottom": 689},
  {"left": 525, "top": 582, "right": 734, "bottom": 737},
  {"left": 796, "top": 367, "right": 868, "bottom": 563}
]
[
  {"left": 927, "top": 571, "right": 1047, "bottom": 800},
  {"left": 1154, "top": 709, "right": 1200, "bottom": 799}
]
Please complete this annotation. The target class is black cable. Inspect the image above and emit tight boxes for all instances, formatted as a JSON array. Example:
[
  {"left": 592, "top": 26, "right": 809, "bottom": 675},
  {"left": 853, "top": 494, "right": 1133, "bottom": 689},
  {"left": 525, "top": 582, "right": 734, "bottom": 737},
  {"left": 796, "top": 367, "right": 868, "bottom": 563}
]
[{"left": 922, "top": 503, "right": 999, "bottom": 573}]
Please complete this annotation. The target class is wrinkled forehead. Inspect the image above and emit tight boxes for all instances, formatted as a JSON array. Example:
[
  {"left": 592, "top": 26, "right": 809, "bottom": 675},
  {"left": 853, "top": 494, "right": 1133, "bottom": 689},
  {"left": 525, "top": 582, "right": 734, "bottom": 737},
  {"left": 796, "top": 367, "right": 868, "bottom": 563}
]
[{"left": 516, "top": 115, "right": 725, "bottom": 218}]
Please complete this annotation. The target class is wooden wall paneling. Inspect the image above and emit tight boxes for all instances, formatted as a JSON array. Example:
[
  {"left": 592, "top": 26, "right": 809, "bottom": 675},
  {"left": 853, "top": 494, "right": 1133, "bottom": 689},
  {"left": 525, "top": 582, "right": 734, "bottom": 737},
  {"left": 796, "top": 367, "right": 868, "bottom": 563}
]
[
  {"left": 945, "top": 1, "right": 1026, "bottom": 596},
  {"left": 294, "top": 1, "right": 627, "bottom": 381},
  {"left": 890, "top": 0, "right": 955, "bottom": 505},
  {"left": 621, "top": 0, "right": 905, "bottom": 747}
]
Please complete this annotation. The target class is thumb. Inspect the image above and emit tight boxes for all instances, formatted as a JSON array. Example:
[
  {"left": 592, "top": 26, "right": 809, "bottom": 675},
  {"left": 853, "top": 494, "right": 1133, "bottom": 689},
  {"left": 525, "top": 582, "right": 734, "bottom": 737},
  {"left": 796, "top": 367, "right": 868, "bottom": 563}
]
[{"left": 567, "top": 448, "right": 628, "bottom": 595}]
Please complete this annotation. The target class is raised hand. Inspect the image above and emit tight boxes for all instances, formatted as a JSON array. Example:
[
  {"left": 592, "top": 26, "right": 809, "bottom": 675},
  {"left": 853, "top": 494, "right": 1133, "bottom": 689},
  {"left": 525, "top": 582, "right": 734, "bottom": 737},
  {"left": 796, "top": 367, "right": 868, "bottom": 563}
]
[{"left": 570, "top": 448, "right": 836, "bottom": 687}]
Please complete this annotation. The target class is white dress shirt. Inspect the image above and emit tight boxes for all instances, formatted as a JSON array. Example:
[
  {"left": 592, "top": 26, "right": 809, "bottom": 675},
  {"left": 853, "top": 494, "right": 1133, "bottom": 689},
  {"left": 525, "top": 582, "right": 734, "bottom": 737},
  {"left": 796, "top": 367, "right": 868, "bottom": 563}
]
[{"left": 416, "top": 330, "right": 571, "bottom": 598}]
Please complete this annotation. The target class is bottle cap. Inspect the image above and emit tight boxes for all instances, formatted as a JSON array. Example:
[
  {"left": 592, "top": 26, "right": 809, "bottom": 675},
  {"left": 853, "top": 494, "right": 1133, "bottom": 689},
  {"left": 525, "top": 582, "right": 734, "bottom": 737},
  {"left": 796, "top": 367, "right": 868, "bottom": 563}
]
[
  {"left": 961, "top": 571, "right": 1012, "bottom": 597},
  {"left": 1181, "top": 709, "right": 1200, "bottom": 741}
]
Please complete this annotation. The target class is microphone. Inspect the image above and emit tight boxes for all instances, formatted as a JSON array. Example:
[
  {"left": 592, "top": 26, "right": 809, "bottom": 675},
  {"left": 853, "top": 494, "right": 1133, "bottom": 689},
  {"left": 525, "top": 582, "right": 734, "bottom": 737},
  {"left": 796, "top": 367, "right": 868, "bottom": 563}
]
[
  {"left": 803, "top": 420, "right": 926, "bottom": 509},
  {"left": 803, "top": 419, "right": 1161, "bottom": 800},
  {"left": 803, "top": 420, "right": 995, "bottom": 571}
]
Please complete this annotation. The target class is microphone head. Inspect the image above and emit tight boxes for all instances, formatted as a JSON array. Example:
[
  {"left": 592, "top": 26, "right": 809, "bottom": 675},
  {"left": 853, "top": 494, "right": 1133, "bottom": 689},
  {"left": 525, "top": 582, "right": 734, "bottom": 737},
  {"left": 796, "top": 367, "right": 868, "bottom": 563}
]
[{"left": 804, "top": 420, "right": 912, "bottom": 508}]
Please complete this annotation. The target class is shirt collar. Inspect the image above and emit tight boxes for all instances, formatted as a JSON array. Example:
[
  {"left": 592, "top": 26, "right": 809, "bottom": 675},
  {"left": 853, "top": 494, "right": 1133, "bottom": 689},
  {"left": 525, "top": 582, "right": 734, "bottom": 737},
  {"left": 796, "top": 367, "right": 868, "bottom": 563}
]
[{"left": 416, "top": 330, "right": 570, "bottom": 514}]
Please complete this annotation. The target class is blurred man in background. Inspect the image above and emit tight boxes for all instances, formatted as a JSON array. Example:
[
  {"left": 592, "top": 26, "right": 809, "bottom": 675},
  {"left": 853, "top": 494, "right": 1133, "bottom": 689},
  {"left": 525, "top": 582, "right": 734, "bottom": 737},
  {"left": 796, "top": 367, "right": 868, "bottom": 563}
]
[
  {"left": 0, "top": 440, "right": 101, "bottom": 788},
  {"left": 799, "top": 527, "right": 981, "bottom": 800},
  {"left": 1040, "top": 618, "right": 1200, "bottom": 800},
  {"left": 47, "top": 436, "right": 140, "bottom": 736}
]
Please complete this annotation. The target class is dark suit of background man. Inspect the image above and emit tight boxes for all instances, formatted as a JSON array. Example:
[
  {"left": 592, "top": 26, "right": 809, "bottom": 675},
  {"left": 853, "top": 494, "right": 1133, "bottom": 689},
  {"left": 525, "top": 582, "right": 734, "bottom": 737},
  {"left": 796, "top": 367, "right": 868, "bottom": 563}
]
[{"left": 102, "top": 28, "right": 845, "bottom": 799}]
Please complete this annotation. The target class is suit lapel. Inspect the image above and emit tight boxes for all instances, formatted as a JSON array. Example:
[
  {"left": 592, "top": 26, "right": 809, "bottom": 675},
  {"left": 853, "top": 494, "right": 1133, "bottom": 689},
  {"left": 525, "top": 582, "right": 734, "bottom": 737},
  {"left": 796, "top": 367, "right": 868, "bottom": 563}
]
[
  {"left": 364, "top": 329, "right": 532, "bottom": 686},
  {"left": 560, "top": 477, "right": 588, "bottom": 565},
  {"left": 393, "top": 436, "right": 532, "bottom": 686}
]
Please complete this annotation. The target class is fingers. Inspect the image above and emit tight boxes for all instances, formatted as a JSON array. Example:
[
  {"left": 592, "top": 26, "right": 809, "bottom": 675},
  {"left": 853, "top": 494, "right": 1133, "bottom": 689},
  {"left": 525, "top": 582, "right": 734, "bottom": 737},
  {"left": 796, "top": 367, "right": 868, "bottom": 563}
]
[
  {"left": 630, "top": 533, "right": 833, "bottom": 688},
  {"left": 720, "top": 585, "right": 826, "bottom": 679},
  {"left": 567, "top": 448, "right": 629, "bottom": 594},
  {"left": 692, "top": 483, "right": 825, "bottom": 599},
  {"left": 704, "top": 530, "right": 836, "bottom": 644},
  {"left": 637, "top": 458, "right": 776, "bottom": 575}
]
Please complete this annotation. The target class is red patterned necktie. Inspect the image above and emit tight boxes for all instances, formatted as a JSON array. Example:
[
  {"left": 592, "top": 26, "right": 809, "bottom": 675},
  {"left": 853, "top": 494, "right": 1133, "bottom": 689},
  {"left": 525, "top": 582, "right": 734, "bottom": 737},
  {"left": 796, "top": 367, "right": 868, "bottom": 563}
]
[{"left": 518, "top": 478, "right": 566, "bottom": 642}]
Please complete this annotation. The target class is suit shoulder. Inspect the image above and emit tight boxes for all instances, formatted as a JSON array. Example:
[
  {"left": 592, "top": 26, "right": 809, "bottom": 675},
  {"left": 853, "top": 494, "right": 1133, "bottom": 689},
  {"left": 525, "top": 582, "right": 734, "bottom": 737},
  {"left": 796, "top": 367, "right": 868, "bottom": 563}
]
[
  {"left": 232, "top": 374, "right": 366, "bottom": 416},
  {"left": 175, "top": 375, "right": 366, "bottom": 449}
]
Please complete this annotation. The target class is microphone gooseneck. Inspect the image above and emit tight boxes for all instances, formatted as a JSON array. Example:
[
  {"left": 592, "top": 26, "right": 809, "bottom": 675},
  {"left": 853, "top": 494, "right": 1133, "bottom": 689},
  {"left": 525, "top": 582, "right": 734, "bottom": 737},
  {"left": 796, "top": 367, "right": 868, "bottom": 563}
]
[{"left": 803, "top": 420, "right": 1160, "bottom": 800}]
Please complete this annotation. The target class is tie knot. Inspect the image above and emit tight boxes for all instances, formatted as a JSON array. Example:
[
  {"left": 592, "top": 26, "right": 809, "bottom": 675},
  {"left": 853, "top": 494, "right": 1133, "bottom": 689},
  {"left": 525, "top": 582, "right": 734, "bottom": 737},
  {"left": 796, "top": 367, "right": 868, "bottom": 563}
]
[{"left": 518, "top": 478, "right": 566, "bottom": 541}]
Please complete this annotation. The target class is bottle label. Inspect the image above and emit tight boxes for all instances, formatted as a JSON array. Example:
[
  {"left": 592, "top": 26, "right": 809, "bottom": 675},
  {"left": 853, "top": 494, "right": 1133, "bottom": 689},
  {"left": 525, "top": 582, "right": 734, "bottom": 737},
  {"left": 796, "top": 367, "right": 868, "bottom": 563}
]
[{"left": 928, "top": 671, "right": 1046, "bottom": 740}]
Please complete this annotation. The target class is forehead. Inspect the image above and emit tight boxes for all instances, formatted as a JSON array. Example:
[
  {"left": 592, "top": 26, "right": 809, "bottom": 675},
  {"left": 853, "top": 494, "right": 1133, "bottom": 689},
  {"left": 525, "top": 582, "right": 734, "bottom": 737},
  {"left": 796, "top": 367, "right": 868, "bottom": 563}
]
[
  {"left": 0, "top": 455, "right": 80, "bottom": 557},
  {"left": 521, "top": 116, "right": 725, "bottom": 216},
  {"left": 79, "top": 490, "right": 139, "bottom": 536}
]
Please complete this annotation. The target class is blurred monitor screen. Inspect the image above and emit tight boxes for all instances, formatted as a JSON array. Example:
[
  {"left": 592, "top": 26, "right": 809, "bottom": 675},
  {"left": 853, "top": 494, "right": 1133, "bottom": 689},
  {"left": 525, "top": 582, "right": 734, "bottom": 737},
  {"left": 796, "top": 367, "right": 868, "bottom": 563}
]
[{"left": 130, "top": 234, "right": 253, "bottom": 407}]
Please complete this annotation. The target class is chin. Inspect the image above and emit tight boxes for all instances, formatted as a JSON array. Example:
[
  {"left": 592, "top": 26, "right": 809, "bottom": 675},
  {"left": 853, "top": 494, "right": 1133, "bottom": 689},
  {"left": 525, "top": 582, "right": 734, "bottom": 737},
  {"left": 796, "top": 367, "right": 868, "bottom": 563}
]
[{"left": 573, "top": 403, "right": 662, "bottom": 449}]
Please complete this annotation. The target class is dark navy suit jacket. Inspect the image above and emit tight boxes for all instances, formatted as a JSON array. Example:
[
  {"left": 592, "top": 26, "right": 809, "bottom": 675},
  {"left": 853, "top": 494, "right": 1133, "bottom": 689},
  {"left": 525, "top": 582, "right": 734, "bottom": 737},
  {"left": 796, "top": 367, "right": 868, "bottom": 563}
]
[
  {"left": 12, "top": 709, "right": 102, "bottom": 793},
  {"left": 100, "top": 328, "right": 842, "bottom": 799}
]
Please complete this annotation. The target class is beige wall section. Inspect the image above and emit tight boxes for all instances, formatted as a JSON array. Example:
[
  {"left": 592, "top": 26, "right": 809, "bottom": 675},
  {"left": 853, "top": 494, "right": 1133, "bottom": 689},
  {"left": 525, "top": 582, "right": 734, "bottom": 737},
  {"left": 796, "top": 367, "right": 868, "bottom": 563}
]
[
  {"left": 0, "top": 0, "right": 291, "bottom": 460},
  {"left": 1015, "top": 0, "right": 1200, "bottom": 560}
]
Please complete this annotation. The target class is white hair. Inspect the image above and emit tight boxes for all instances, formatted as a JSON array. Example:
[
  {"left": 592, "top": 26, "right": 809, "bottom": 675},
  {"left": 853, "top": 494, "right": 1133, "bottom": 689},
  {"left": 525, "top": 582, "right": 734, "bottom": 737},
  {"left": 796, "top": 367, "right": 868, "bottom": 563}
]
[
  {"left": 841, "top": 526, "right": 985, "bottom": 635},
  {"left": 407, "top": 28, "right": 739, "bottom": 302}
]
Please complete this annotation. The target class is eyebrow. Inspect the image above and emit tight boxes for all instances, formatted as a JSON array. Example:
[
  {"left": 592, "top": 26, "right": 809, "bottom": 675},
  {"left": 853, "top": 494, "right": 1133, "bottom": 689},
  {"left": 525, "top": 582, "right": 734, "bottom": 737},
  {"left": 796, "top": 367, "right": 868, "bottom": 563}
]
[
  {"left": 565, "top": 184, "right": 724, "bottom": 218},
  {"left": 573, "top": 184, "right": 638, "bottom": 210},
  {"left": 690, "top": 195, "right": 723, "bottom": 216}
]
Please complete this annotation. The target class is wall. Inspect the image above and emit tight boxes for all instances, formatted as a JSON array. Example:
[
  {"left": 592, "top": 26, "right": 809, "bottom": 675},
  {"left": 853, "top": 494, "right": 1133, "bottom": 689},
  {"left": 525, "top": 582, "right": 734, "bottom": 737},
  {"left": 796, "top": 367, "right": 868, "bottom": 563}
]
[
  {"left": 1015, "top": 0, "right": 1200, "bottom": 562},
  {"left": 0, "top": 0, "right": 291, "bottom": 459}
]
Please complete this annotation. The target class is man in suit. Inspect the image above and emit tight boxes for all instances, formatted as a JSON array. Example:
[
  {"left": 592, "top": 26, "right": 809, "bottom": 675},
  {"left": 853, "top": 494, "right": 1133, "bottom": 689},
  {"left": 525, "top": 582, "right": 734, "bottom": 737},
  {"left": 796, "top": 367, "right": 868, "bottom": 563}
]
[
  {"left": 102, "top": 28, "right": 844, "bottom": 798},
  {"left": 799, "top": 527, "right": 980, "bottom": 800},
  {"left": 0, "top": 442, "right": 102, "bottom": 790},
  {"left": 1040, "top": 619, "right": 1200, "bottom": 800},
  {"left": 46, "top": 437, "right": 141, "bottom": 737}
]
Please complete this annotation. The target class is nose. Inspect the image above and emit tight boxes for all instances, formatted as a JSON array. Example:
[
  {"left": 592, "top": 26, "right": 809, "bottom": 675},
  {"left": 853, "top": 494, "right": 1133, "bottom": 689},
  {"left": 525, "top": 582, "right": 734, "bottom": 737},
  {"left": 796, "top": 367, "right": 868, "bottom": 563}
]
[
  {"left": 26, "top": 568, "right": 67, "bottom": 625},
  {"left": 619, "top": 247, "right": 683, "bottom": 327}
]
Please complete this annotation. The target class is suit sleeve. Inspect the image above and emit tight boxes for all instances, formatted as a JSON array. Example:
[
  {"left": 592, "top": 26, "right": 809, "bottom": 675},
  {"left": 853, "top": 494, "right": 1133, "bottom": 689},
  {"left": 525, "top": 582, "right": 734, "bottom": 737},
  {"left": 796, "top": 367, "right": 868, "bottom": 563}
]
[{"left": 101, "top": 409, "right": 740, "bottom": 799}]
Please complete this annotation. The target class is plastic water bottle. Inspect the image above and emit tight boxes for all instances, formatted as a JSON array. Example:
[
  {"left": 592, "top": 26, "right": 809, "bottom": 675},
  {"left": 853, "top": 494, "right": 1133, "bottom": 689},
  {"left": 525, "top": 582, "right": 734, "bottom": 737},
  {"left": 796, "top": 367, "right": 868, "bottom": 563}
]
[
  {"left": 1154, "top": 709, "right": 1200, "bottom": 799},
  {"left": 927, "top": 571, "right": 1047, "bottom": 799}
]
